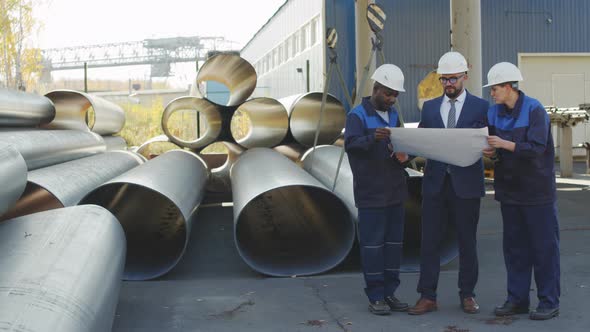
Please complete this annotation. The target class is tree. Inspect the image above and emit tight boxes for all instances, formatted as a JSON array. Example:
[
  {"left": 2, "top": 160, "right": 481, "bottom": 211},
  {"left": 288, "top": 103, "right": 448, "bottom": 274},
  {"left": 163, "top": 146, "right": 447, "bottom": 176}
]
[{"left": 0, "top": 0, "right": 41, "bottom": 90}]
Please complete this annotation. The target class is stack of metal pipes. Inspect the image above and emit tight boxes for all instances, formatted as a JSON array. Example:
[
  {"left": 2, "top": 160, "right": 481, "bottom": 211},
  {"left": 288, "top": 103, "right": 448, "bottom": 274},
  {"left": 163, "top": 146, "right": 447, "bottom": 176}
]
[
  {"left": 147, "top": 53, "right": 457, "bottom": 277},
  {"left": 0, "top": 88, "right": 209, "bottom": 330},
  {"left": 0, "top": 52, "right": 457, "bottom": 330}
]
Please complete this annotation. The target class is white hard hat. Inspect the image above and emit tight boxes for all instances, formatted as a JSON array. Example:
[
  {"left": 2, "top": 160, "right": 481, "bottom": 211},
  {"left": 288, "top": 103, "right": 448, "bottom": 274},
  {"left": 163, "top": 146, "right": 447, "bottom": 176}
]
[
  {"left": 483, "top": 62, "right": 523, "bottom": 87},
  {"left": 437, "top": 51, "right": 469, "bottom": 74},
  {"left": 371, "top": 64, "right": 405, "bottom": 92}
]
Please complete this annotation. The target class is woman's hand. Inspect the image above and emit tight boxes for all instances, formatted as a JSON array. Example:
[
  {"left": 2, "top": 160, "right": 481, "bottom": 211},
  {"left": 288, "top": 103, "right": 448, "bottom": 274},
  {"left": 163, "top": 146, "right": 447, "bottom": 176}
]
[{"left": 487, "top": 135, "right": 516, "bottom": 152}]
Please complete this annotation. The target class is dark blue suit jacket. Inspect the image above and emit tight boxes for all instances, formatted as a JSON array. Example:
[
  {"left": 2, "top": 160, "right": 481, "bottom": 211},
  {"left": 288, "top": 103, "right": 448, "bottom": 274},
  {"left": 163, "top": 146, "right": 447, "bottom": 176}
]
[{"left": 419, "top": 91, "right": 489, "bottom": 199}]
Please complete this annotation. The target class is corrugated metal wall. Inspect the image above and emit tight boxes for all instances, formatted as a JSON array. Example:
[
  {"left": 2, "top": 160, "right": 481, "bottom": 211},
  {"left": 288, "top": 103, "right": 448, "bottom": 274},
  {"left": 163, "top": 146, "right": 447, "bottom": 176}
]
[
  {"left": 378, "top": 0, "right": 450, "bottom": 122},
  {"left": 481, "top": 0, "right": 590, "bottom": 98},
  {"left": 243, "top": 0, "right": 590, "bottom": 122},
  {"left": 324, "top": 0, "right": 356, "bottom": 111}
]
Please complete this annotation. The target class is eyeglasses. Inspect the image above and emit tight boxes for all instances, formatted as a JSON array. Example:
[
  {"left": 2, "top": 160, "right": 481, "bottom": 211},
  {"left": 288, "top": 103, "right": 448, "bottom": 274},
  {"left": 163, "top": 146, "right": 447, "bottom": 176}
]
[{"left": 439, "top": 75, "right": 464, "bottom": 85}]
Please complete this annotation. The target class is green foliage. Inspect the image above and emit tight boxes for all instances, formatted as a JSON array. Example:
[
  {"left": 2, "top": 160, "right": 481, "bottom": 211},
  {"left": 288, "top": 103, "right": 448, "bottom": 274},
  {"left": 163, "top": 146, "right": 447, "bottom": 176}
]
[
  {"left": 0, "top": 0, "right": 41, "bottom": 90},
  {"left": 118, "top": 96, "right": 166, "bottom": 147}
]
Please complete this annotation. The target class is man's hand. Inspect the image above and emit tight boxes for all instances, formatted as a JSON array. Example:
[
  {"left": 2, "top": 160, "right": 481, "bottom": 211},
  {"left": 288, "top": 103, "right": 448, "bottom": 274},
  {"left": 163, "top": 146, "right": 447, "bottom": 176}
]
[
  {"left": 487, "top": 135, "right": 516, "bottom": 152},
  {"left": 374, "top": 127, "right": 391, "bottom": 141},
  {"left": 482, "top": 147, "right": 496, "bottom": 158},
  {"left": 394, "top": 152, "right": 409, "bottom": 163}
]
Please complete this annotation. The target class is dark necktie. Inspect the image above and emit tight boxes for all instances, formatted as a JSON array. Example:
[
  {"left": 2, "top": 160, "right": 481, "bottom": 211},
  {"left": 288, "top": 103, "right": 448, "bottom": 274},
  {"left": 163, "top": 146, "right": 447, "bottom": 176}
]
[{"left": 447, "top": 99, "right": 456, "bottom": 128}]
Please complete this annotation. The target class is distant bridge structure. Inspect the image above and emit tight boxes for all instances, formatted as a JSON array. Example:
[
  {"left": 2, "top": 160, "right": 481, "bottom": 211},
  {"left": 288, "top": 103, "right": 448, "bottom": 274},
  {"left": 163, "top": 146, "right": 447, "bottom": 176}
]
[{"left": 41, "top": 36, "right": 236, "bottom": 78}]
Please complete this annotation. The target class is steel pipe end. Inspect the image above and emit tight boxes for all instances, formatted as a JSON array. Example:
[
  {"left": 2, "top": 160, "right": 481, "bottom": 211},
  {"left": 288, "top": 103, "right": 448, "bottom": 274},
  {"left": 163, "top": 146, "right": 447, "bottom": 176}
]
[
  {"left": 0, "top": 142, "right": 27, "bottom": 217},
  {"left": 0, "top": 205, "right": 125, "bottom": 331},
  {"left": 282, "top": 93, "right": 346, "bottom": 147},
  {"left": 0, "top": 183, "right": 63, "bottom": 222},
  {"left": 399, "top": 173, "right": 457, "bottom": 271},
  {"left": 196, "top": 53, "right": 257, "bottom": 107},
  {"left": 234, "top": 185, "right": 355, "bottom": 277},
  {"left": 81, "top": 183, "right": 188, "bottom": 280},
  {"left": 44, "top": 89, "right": 125, "bottom": 135},
  {"left": 232, "top": 98, "right": 289, "bottom": 148},
  {"left": 79, "top": 150, "right": 208, "bottom": 280},
  {"left": 162, "top": 97, "right": 225, "bottom": 149},
  {"left": 206, "top": 142, "right": 244, "bottom": 193}
]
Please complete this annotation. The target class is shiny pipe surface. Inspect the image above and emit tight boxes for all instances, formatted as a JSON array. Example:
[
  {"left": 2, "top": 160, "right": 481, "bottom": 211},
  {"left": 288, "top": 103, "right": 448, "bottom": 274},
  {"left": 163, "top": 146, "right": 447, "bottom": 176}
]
[
  {"left": 0, "top": 142, "right": 27, "bottom": 216},
  {"left": 206, "top": 142, "right": 244, "bottom": 193},
  {"left": 79, "top": 150, "right": 208, "bottom": 280},
  {"left": 0, "top": 129, "right": 106, "bottom": 170},
  {"left": 232, "top": 97, "right": 288, "bottom": 148},
  {"left": 0, "top": 151, "right": 144, "bottom": 221},
  {"left": 162, "top": 96, "right": 233, "bottom": 149},
  {"left": 103, "top": 135, "right": 127, "bottom": 150},
  {"left": 272, "top": 143, "right": 307, "bottom": 164},
  {"left": 301, "top": 145, "right": 458, "bottom": 271},
  {"left": 231, "top": 148, "right": 355, "bottom": 277},
  {"left": 43, "top": 89, "right": 125, "bottom": 135},
  {"left": 135, "top": 134, "right": 180, "bottom": 159},
  {"left": 0, "top": 88, "right": 55, "bottom": 126},
  {"left": 196, "top": 53, "right": 257, "bottom": 106},
  {"left": 279, "top": 93, "right": 346, "bottom": 147},
  {"left": 0, "top": 205, "right": 125, "bottom": 332}
]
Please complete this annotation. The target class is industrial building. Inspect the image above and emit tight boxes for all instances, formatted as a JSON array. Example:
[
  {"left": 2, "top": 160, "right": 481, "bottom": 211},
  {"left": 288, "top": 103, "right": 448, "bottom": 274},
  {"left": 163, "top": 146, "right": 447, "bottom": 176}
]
[{"left": 241, "top": 0, "right": 590, "bottom": 151}]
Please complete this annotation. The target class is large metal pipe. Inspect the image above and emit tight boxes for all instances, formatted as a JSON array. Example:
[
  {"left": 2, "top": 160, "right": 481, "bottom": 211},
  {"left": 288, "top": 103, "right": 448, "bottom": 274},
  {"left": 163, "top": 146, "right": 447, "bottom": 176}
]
[
  {"left": 301, "top": 145, "right": 458, "bottom": 271},
  {"left": 79, "top": 150, "right": 208, "bottom": 280},
  {"left": 134, "top": 134, "right": 181, "bottom": 159},
  {"left": 0, "top": 151, "right": 144, "bottom": 221},
  {"left": 0, "top": 142, "right": 27, "bottom": 216},
  {"left": 0, "top": 129, "right": 106, "bottom": 170},
  {"left": 43, "top": 89, "right": 125, "bottom": 135},
  {"left": 231, "top": 148, "right": 355, "bottom": 277},
  {"left": 161, "top": 96, "right": 233, "bottom": 149},
  {"left": 273, "top": 143, "right": 307, "bottom": 164},
  {"left": 279, "top": 93, "right": 346, "bottom": 147},
  {"left": 231, "top": 97, "right": 289, "bottom": 148},
  {"left": 196, "top": 53, "right": 257, "bottom": 107},
  {"left": 0, "top": 88, "right": 55, "bottom": 127},
  {"left": 103, "top": 135, "right": 127, "bottom": 150},
  {"left": 0, "top": 205, "right": 125, "bottom": 332},
  {"left": 206, "top": 142, "right": 244, "bottom": 193}
]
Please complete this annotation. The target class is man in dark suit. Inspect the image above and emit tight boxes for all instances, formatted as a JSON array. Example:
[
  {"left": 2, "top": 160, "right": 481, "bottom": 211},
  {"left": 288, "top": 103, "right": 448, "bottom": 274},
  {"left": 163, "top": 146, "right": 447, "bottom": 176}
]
[{"left": 408, "top": 52, "right": 489, "bottom": 315}]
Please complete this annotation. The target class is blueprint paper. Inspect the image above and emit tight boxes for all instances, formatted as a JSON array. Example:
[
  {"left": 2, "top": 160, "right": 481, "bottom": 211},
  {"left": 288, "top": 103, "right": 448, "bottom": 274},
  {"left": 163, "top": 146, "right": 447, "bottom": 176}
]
[{"left": 388, "top": 127, "right": 490, "bottom": 167}]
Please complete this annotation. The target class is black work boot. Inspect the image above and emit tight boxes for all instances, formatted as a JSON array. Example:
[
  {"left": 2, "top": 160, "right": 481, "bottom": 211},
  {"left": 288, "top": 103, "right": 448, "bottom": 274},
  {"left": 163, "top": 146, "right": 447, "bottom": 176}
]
[
  {"left": 368, "top": 300, "right": 392, "bottom": 315},
  {"left": 494, "top": 301, "right": 529, "bottom": 316},
  {"left": 385, "top": 296, "right": 409, "bottom": 312},
  {"left": 530, "top": 307, "right": 559, "bottom": 320}
]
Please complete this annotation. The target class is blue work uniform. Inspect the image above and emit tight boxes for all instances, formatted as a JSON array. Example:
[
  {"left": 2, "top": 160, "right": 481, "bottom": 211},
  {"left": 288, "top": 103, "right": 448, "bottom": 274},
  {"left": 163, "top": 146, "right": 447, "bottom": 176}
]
[
  {"left": 345, "top": 97, "right": 407, "bottom": 303},
  {"left": 417, "top": 90, "right": 489, "bottom": 301},
  {"left": 488, "top": 91, "right": 560, "bottom": 310}
]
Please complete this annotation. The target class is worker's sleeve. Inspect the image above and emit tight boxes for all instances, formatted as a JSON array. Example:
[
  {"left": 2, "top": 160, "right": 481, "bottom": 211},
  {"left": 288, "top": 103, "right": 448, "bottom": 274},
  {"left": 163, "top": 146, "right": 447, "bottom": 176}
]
[
  {"left": 344, "top": 113, "right": 375, "bottom": 152},
  {"left": 513, "top": 106, "right": 550, "bottom": 158}
]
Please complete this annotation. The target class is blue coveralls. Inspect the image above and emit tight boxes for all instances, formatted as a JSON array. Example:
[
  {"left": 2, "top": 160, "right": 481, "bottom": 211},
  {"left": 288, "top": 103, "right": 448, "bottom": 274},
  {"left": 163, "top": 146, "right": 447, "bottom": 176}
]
[
  {"left": 344, "top": 97, "right": 408, "bottom": 303},
  {"left": 488, "top": 91, "right": 560, "bottom": 310}
]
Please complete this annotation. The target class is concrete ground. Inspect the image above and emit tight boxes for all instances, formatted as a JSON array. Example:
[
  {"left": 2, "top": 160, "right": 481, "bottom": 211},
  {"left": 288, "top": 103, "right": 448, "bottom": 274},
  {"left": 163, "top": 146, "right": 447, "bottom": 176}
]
[{"left": 113, "top": 163, "right": 590, "bottom": 332}]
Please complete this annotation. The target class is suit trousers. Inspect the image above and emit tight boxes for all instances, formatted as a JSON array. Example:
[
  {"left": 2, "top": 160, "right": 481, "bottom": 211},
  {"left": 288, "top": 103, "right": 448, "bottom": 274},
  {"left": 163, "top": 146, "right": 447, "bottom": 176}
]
[
  {"left": 358, "top": 203, "right": 405, "bottom": 302},
  {"left": 418, "top": 174, "right": 481, "bottom": 300}
]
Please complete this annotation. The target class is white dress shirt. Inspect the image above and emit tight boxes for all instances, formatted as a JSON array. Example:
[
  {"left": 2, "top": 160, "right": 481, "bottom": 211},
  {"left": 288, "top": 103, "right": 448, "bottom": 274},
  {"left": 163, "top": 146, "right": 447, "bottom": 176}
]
[{"left": 440, "top": 89, "right": 467, "bottom": 128}]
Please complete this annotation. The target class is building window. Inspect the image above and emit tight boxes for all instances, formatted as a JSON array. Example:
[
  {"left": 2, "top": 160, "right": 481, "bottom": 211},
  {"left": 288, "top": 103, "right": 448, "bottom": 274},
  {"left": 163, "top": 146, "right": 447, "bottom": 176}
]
[
  {"left": 293, "top": 31, "right": 299, "bottom": 55},
  {"left": 310, "top": 18, "right": 318, "bottom": 45},
  {"left": 285, "top": 40, "right": 291, "bottom": 61},
  {"left": 300, "top": 25, "right": 307, "bottom": 51}
]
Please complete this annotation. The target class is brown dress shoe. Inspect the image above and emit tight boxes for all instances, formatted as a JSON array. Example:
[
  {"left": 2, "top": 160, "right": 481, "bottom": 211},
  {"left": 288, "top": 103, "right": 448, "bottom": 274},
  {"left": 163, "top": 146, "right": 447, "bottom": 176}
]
[
  {"left": 461, "top": 297, "right": 480, "bottom": 314},
  {"left": 408, "top": 298, "right": 437, "bottom": 315}
]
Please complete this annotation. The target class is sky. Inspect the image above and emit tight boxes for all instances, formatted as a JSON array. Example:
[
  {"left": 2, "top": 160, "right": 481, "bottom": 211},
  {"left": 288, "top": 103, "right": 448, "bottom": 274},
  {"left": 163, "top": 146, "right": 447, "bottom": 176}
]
[{"left": 34, "top": 0, "right": 286, "bottom": 86}]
